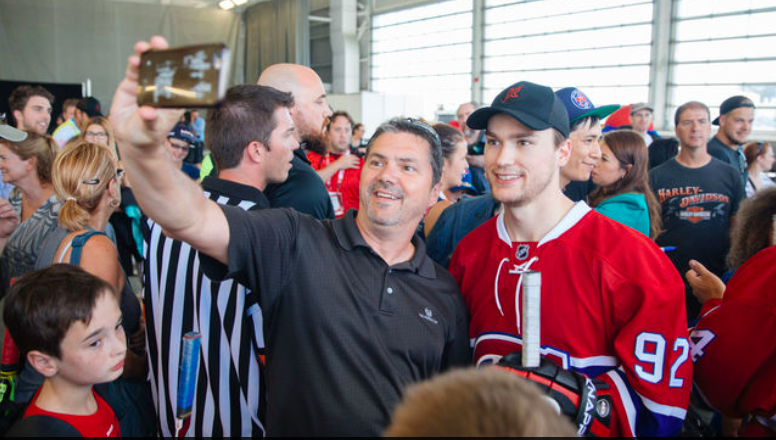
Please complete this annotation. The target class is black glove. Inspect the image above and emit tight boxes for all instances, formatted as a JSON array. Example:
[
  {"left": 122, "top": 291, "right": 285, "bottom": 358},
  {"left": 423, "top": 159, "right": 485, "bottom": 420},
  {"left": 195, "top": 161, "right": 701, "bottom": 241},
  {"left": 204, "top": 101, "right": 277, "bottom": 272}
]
[{"left": 495, "top": 352, "right": 599, "bottom": 436}]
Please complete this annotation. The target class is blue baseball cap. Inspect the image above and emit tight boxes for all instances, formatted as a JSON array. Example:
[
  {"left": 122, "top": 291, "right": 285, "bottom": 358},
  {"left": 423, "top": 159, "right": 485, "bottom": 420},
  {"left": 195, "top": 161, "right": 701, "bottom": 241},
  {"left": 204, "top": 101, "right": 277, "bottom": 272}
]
[
  {"left": 168, "top": 124, "right": 197, "bottom": 146},
  {"left": 554, "top": 87, "right": 620, "bottom": 124}
]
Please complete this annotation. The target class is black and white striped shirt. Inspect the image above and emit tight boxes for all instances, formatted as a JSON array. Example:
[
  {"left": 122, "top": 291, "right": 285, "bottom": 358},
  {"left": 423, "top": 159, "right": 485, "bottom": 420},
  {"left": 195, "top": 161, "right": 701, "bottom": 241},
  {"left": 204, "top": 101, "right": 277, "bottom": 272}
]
[{"left": 144, "top": 176, "right": 267, "bottom": 437}]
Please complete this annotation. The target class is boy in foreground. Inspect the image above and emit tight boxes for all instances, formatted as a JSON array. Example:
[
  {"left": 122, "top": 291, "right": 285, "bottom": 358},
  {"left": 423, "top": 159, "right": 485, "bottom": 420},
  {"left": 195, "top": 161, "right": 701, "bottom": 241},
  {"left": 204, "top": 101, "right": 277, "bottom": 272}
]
[{"left": 4, "top": 264, "right": 125, "bottom": 437}]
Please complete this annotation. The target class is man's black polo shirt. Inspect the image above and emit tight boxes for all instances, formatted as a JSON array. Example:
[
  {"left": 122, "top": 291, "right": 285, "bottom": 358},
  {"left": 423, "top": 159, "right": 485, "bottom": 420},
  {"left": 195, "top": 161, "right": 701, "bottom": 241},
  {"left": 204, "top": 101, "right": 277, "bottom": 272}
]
[
  {"left": 265, "top": 148, "right": 335, "bottom": 219},
  {"left": 201, "top": 209, "right": 470, "bottom": 437}
]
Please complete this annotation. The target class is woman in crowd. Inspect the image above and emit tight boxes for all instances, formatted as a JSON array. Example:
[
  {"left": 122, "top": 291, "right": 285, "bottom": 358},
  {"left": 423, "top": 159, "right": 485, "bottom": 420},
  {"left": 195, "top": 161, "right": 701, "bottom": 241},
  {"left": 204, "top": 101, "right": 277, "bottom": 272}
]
[
  {"left": 423, "top": 123, "right": 470, "bottom": 237},
  {"left": 743, "top": 141, "right": 775, "bottom": 197},
  {"left": 0, "top": 131, "right": 59, "bottom": 297},
  {"left": 589, "top": 130, "right": 662, "bottom": 239},
  {"left": 80, "top": 116, "right": 118, "bottom": 153}
]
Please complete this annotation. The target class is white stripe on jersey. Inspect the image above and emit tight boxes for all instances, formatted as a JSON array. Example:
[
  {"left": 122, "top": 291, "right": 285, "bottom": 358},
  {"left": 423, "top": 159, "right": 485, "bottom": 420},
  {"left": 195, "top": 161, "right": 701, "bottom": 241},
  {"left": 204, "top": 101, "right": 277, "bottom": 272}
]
[
  {"left": 144, "top": 189, "right": 265, "bottom": 437},
  {"left": 606, "top": 369, "right": 638, "bottom": 437},
  {"left": 569, "top": 355, "right": 618, "bottom": 370},
  {"left": 639, "top": 393, "right": 688, "bottom": 420}
]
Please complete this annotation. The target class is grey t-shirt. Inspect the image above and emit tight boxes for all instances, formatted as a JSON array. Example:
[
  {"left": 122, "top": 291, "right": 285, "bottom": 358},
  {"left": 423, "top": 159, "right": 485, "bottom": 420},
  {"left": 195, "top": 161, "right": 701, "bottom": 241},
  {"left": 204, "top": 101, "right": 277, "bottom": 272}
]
[{"left": 201, "top": 208, "right": 470, "bottom": 436}]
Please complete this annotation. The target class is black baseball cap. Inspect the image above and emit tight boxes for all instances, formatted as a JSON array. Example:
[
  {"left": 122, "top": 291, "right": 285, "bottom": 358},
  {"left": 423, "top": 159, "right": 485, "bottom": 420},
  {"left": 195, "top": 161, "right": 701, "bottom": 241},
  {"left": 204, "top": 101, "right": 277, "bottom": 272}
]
[
  {"left": 467, "top": 81, "right": 570, "bottom": 138},
  {"left": 713, "top": 95, "right": 755, "bottom": 126},
  {"left": 77, "top": 97, "right": 103, "bottom": 118}
]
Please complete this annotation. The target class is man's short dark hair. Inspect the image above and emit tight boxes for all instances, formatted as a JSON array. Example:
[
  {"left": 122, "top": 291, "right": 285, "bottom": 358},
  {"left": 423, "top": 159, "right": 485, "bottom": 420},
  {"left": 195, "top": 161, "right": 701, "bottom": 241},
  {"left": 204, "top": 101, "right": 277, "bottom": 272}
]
[
  {"left": 675, "top": 101, "right": 710, "bottom": 126},
  {"left": 206, "top": 85, "right": 295, "bottom": 171},
  {"left": 327, "top": 111, "right": 354, "bottom": 130},
  {"left": 570, "top": 115, "right": 600, "bottom": 134},
  {"left": 8, "top": 85, "right": 55, "bottom": 113},
  {"left": 3, "top": 264, "right": 118, "bottom": 359},
  {"left": 365, "top": 118, "right": 443, "bottom": 186}
]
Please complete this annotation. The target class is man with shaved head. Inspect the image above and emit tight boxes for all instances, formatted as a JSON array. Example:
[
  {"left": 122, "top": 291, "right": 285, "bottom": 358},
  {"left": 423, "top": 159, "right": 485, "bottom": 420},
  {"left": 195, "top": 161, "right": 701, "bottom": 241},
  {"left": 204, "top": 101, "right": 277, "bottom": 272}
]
[{"left": 259, "top": 64, "right": 335, "bottom": 219}]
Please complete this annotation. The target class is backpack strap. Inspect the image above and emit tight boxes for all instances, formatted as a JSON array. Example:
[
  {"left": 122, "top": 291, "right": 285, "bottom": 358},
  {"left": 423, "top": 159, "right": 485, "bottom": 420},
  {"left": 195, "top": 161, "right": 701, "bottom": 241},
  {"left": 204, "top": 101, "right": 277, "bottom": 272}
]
[{"left": 69, "top": 231, "right": 107, "bottom": 267}]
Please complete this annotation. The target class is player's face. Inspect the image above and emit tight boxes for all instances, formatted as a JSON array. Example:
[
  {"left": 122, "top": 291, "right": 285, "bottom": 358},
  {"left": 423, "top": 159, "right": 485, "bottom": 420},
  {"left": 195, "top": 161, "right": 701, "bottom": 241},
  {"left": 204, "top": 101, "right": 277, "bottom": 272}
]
[
  {"left": 720, "top": 107, "right": 754, "bottom": 145},
  {"left": 675, "top": 107, "right": 711, "bottom": 151},
  {"left": 0, "top": 144, "right": 33, "bottom": 184},
  {"left": 630, "top": 109, "right": 653, "bottom": 133},
  {"left": 562, "top": 119, "right": 601, "bottom": 183},
  {"left": 484, "top": 114, "right": 569, "bottom": 208},
  {"left": 53, "top": 293, "right": 126, "bottom": 386},
  {"left": 592, "top": 140, "right": 627, "bottom": 188},
  {"left": 14, "top": 96, "right": 51, "bottom": 135},
  {"left": 360, "top": 131, "right": 440, "bottom": 228},
  {"left": 328, "top": 115, "right": 352, "bottom": 154},
  {"left": 264, "top": 107, "right": 299, "bottom": 184},
  {"left": 442, "top": 140, "right": 469, "bottom": 191}
]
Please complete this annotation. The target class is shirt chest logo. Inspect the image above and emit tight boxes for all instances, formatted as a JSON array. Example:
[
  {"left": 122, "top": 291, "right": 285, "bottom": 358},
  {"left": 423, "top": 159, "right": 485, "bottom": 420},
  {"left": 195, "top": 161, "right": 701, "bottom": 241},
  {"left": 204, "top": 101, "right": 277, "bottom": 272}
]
[
  {"left": 419, "top": 307, "right": 439, "bottom": 325},
  {"left": 516, "top": 244, "right": 531, "bottom": 260}
]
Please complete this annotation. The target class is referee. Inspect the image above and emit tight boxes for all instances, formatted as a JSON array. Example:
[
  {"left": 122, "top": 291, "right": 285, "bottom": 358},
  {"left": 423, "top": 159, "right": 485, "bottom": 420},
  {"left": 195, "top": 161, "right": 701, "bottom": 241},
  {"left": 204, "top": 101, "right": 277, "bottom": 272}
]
[
  {"left": 144, "top": 85, "right": 297, "bottom": 436},
  {"left": 112, "top": 36, "right": 470, "bottom": 437}
]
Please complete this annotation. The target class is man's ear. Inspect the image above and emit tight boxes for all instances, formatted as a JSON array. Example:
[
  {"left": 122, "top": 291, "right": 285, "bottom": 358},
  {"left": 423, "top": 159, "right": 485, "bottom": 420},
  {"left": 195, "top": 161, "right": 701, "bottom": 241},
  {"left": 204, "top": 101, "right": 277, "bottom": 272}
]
[
  {"left": 428, "top": 181, "right": 443, "bottom": 210},
  {"left": 557, "top": 139, "right": 572, "bottom": 168},
  {"left": 245, "top": 140, "right": 266, "bottom": 165},
  {"left": 12, "top": 110, "right": 23, "bottom": 127},
  {"left": 27, "top": 350, "right": 59, "bottom": 378}
]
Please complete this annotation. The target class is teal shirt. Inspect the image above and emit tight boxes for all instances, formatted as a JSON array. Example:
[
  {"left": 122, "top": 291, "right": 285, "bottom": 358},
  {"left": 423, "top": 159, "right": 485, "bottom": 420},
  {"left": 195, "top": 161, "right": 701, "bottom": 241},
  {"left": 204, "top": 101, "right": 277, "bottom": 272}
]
[{"left": 595, "top": 193, "right": 650, "bottom": 237}]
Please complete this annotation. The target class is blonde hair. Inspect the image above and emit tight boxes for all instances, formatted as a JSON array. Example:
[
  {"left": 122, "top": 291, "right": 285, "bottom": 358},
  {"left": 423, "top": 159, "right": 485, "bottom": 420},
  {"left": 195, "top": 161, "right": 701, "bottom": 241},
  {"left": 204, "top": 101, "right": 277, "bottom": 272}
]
[
  {"left": 2, "top": 131, "right": 58, "bottom": 184},
  {"left": 385, "top": 368, "right": 577, "bottom": 437},
  {"left": 52, "top": 141, "right": 118, "bottom": 232},
  {"left": 79, "top": 116, "right": 119, "bottom": 159}
]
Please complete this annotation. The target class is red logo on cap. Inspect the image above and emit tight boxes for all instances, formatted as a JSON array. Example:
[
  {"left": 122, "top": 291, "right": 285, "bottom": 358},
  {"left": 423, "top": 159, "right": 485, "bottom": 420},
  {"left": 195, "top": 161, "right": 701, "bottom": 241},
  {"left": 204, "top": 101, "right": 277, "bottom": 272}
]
[{"left": 502, "top": 85, "right": 524, "bottom": 103}]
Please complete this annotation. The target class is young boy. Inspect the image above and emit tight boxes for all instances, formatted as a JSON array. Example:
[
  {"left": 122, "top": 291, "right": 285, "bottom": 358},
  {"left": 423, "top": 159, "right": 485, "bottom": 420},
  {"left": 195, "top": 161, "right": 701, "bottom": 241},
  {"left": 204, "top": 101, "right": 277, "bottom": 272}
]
[{"left": 3, "top": 264, "right": 126, "bottom": 437}]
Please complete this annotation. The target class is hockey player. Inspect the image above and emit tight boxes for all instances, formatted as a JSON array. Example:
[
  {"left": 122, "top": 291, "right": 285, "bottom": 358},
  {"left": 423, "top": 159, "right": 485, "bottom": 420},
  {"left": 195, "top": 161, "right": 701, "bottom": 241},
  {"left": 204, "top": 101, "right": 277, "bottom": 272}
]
[{"left": 449, "top": 81, "right": 692, "bottom": 437}]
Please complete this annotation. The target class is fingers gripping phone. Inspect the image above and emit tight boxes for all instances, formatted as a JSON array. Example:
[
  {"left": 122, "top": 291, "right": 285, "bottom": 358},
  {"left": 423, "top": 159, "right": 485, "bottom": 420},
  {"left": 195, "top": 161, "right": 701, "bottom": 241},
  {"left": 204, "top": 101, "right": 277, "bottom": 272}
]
[{"left": 137, "top": 43, "right": 231, "bottom": 108}]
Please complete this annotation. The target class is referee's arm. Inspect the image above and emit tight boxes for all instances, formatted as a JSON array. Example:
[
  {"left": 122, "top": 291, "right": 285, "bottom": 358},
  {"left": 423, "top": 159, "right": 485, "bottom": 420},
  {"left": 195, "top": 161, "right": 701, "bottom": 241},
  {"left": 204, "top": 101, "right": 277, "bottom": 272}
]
[{"left": 110, "top": 35, "right": 230, "bottom": 265}]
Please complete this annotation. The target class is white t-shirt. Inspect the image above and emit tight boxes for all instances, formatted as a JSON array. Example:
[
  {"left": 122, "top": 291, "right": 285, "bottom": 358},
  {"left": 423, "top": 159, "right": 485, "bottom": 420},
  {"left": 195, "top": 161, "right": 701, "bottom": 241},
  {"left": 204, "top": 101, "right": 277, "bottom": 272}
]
[{"left": 745, "top": 172, "right": 776, "bottom": 198}]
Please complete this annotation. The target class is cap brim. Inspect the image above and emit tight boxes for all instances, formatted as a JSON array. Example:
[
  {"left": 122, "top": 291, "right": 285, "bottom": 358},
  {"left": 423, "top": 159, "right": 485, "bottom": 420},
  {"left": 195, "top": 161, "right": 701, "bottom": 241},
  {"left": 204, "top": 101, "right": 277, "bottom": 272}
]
[
  {"left": 572, "top": 104, "right": 621, "bottom": 122},
  {"left": 0, "top": 125, "right": 28, "bottom": 143},
  {"left": 467, "top": 107, "right": 554, "bottom": 132}
]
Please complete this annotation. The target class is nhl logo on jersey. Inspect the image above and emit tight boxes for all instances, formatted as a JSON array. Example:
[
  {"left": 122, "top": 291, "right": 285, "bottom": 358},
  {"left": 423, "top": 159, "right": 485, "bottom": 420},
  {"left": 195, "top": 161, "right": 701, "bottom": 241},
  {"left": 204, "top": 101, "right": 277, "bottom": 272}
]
[{"left": 516, "top": 244, "right": 530, "bottom": 260}]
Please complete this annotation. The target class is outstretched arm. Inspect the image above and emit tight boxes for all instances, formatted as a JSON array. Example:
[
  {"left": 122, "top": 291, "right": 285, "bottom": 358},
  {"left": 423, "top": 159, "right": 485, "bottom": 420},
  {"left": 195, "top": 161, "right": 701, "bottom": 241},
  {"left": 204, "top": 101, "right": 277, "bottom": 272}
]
[{"left": 110, "top": 36, "right": 229, "bottom": 264}]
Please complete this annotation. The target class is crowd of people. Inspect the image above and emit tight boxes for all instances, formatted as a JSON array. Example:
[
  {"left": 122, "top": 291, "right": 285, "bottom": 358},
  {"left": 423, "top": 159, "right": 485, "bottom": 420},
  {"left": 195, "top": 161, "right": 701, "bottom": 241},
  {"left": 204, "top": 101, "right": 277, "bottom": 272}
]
[{"left": 0, "top": 34, "right": 774, "bottom": 437}]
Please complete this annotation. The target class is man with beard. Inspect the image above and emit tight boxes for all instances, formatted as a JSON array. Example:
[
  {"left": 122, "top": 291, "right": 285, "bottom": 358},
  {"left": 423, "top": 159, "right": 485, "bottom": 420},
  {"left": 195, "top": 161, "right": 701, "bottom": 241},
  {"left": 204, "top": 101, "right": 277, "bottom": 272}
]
[
  {"left": 449, "top": 81, "right": 691, "bottom": 437},
  {"left": 110, "top": 35, "right": 469, "bottom": 437},
  {"left": 259, "top": 64, "right": 335, "bottom": 219},
  {"left": 708, "top": 96, "right": 755, "bottom": 189}
]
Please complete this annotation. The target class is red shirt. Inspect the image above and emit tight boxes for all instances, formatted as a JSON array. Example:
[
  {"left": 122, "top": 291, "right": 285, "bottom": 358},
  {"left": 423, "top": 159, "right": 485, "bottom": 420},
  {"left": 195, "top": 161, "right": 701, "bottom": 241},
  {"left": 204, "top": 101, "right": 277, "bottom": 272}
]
[
  {"left": 449, "top": 203, "right": 691, "bottom": 437},
  {"left": 307, "top": 151, "right": 363, "bottom": 217},
  {"left": 24, "top": 388, "right": 121, "bottom": 437},
  {"left": 692, "top": 246, "right": 776, "bottom": 436}
]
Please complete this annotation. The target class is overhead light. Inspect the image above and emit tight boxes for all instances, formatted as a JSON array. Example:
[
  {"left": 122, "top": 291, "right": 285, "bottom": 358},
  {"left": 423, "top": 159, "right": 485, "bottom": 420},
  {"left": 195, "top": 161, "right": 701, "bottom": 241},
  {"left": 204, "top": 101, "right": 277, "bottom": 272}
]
[
  {"left": 233, "top": 0, "right": 248, "bottom": 5},
  {"left": 219, "top": 0, "right": 235, "bottom": 9}
]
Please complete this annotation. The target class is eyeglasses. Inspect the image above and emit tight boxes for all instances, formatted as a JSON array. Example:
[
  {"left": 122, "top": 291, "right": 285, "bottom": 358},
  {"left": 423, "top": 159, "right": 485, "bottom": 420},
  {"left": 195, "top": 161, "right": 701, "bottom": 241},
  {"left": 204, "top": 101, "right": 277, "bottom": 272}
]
[
  {"left": 168, "top": 142, "right": 190, "bottom": 153},
  {"left": 85, "top": 131, "right": 108, "bottom": 139},
  {"left": 402, "top": 118, "right": 442, "bottom": 148}
]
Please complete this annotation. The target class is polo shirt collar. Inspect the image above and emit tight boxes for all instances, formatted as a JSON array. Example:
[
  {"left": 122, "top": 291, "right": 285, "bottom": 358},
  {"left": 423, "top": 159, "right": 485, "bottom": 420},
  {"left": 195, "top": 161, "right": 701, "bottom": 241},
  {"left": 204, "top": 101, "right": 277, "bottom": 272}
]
[
  {"left": 201, "top": 176, "right": 270, "bottom": 209},
  {"left": 333, "top": 211, "right": 437, "bottom": 279}
]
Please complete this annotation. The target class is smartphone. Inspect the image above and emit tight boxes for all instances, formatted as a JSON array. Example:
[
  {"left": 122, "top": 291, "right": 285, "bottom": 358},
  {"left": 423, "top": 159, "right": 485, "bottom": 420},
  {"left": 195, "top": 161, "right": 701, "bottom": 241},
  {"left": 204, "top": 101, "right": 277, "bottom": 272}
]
[{"left": 137, "top": 43, "right": 231, "bottom": 108}]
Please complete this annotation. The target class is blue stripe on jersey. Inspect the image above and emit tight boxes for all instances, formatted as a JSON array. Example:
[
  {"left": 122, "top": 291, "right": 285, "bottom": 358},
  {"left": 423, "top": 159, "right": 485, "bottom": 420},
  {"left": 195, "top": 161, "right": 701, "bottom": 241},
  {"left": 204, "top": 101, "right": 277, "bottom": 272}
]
[{"left": 613, "top": 369, "right": 685, "bottom": 437}]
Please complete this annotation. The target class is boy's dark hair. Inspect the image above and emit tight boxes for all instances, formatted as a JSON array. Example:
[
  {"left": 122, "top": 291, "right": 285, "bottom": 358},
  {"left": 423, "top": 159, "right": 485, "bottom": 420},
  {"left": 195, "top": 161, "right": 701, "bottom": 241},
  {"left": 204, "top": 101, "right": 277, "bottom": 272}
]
[
  {"left": 570, "top": 115, "right": 601, "bottom": 134},
  {"left": 8, "top": 85, "right": 55, "bottom": 113},
  {"left": 3, "top": 264, "right": 118, "bottom": 359},
  {"left": 206, "top": 84, "right": 295, "bottom": 172}
]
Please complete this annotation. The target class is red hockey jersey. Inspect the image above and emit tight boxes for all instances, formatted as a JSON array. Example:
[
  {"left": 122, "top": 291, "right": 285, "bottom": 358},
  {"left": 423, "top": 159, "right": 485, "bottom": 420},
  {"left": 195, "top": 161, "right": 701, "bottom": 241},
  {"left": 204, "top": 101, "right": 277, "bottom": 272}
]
[
  {"left": 450, "top": 202, "right": 692, "bottom": 437},
  {"left": 691, "top": 246, "right": 776, "bottom": 436}
]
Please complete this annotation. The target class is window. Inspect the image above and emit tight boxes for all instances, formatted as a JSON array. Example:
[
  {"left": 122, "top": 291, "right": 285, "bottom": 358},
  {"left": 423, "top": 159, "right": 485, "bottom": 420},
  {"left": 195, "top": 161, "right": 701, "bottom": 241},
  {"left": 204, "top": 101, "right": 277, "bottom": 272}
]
[
  {"left": 482, "top": 0, "right": 654, "bottom": 108},
  {"left": 371, "top": 0, "right": 474, "bottom": 119},
  {"left": 671, "top": 0, "right": 776, "bottom": 131}
]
